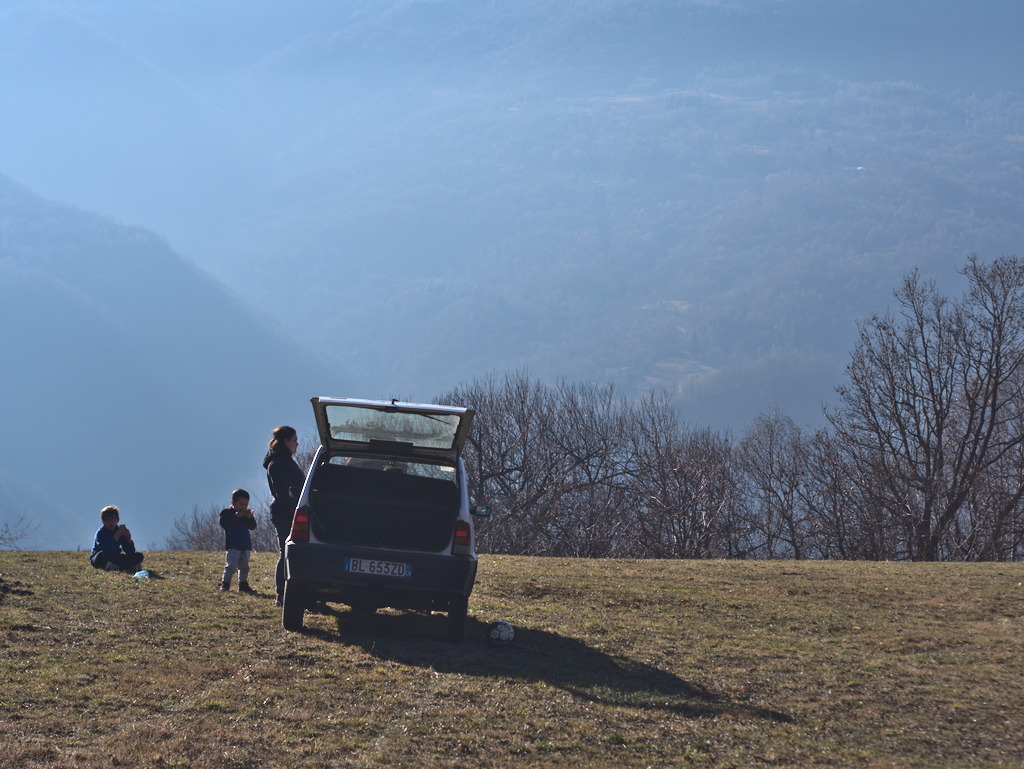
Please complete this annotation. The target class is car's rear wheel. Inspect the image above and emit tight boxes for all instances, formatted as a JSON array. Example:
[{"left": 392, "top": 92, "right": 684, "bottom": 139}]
[
  {"left": 282, "top": 578, "right": 307, "bottom": 631},
  {"left": 446, "top": 595, "right": 468, "bottom": 644}
]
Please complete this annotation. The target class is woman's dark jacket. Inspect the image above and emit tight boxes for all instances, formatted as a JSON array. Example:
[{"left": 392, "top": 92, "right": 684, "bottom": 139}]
[{"left": 263, "top": 449, "right": 306, "bottom": 528}]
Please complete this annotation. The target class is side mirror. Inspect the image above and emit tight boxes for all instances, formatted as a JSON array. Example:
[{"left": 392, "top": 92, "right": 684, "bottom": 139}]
[{"left": 471, "top": 504, "right": 491, "bottom": 518}]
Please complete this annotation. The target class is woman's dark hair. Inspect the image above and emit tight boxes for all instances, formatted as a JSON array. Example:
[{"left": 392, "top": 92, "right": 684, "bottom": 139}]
[{"left": 268, "top": 425, "right": 297, "bottom": 454}]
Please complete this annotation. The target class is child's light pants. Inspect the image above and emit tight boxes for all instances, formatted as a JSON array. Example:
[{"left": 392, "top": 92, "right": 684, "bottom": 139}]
[{"left": 223, "top": 548, "right": 252, "bottom": 584}]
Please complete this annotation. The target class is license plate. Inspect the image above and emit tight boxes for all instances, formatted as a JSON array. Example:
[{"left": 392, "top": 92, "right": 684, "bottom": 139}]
[{"left": 344, "top": 557, "right": 413, "bottom": 578}]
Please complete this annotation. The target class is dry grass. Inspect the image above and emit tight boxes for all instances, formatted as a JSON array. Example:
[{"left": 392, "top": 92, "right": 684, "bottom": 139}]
[{"left": 1, "top": 552, "right": 1022, "bottom": 768}]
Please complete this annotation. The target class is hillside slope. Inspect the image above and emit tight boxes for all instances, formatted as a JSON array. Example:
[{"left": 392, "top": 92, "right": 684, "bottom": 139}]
[{"left": 0, "top": 176, "right": 346, "bottom": 547}]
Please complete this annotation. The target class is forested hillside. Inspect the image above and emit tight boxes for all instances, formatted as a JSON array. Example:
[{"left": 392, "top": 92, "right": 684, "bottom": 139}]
[
  {"left": 1, "top": 1, "right": 1022, "bottom": 428},
  {"left": 2, "top": 1, "right": 1022, "bottom": 425},
  {"left": 0, "top": 177, "right": 345, "bottom": 548},
  {"left": 221, "top": 74, "right": 1024, "bottom": 426}
]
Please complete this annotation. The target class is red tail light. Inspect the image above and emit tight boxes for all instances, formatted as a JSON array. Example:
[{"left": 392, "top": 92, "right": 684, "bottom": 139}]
[
  {"left": 452, "top": 520, "right": 472, "bottom": 555},
  {"left": 290, "top": 507, "right": 310, "bottom": 542}
]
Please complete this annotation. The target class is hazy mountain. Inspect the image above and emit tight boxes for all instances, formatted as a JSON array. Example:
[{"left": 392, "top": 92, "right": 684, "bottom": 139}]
[
  {"left": 1, "top": 0, "right": 1023, "bottom": 537},
  {"left": 174, "top": 0, "right": 1024, "bottom": 425},
  {"left": 0, "top": 176, "right": 346, "bottom": 548}
]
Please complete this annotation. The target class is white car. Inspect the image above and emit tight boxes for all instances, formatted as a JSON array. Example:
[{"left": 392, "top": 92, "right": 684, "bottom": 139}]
[{"left": 282, "top": 397, "right": 490, "bottom": 642}]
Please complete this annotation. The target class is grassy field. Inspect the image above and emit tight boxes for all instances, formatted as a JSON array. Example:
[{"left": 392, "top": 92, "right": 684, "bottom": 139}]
[{"left": 1, "top": 552, "right": 1022, "bottom": 768}]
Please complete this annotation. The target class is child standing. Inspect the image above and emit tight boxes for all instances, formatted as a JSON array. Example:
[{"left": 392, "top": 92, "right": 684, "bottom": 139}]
[
  {"left": 90, "top": 505, "right": 145, "bottom": 572},
  {"left": 219, "top": 489, "right": 257, "bottom": 593}
]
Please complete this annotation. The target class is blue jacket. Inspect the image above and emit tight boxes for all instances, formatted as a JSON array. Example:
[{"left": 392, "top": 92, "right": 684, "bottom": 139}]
[
  {"left": 220, "top": 508, "right": 257, "bottom": 551},
  {"left": 92, "top": 525, "right": 138, "bottom": 558}
]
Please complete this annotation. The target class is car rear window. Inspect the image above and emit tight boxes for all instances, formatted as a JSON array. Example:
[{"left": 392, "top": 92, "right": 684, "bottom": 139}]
[
  {"left": 326, "top": 455, "right": 456, "bottom": 482},
  {"left": 323, "top": 404, "right": 463, "bottom": 451}
]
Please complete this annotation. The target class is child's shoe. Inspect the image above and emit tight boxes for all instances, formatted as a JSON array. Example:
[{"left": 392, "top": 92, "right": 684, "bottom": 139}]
[
  {"left": 219, "top": 581, "right": 230, "bottom": 591},
  {"left": 238, "top": 582, "right": 256, "bottom": 594},
  {"left": 104, "top": 561, "right": 120, "bottom": 571}
]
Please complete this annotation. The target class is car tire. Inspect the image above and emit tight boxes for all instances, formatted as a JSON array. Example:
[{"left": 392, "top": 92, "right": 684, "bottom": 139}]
[
  {"left": 446, "top": 595, "right": 468, "bottom": 644},
  {"left": 282, "top": 578, "right": 307, "bottom": 631}
]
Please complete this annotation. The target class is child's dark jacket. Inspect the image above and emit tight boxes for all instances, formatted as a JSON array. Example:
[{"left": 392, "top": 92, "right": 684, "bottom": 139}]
[
  {"left": 92, "top": 526, "right": 138, "bottom": 558},
  {"left": 220, "top": 508, "right": 257, "bottom": 551}
]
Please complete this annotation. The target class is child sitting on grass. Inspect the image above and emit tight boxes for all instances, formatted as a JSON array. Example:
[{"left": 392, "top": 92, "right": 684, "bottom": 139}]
[
  {"left": 219, "top": 488, "right": 257, "bottom": 593},
  {"left": 89, "top": 505, "right": 145, "bottom": 572}
]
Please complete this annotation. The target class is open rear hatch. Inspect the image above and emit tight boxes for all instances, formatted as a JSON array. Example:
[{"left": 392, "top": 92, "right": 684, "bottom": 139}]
[
  {"left": 308, "top": 398, "right": 475, "bottom": 550},
  {"left": 311, "top": 397, "right": 474, "bottom": 464}
]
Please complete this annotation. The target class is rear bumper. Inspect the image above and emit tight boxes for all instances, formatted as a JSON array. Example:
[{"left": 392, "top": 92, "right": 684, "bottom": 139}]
[{"left": 285, "top": 541, "right": 477, "bottom": 609}]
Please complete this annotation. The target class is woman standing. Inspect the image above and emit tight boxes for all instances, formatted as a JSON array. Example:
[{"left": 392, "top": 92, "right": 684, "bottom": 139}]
[{"left": 263, "top": 425, "right": 305, "bottom": 606}]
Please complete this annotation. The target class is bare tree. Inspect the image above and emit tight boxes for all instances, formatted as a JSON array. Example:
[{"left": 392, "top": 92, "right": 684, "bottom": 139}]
[
  {"left": 448, "top": 378, "right": 746, "bottom": 559},
  {"left": 165, "top": 504, "right": 223, "bottom": 551},
  {"left": 951, "top": 409, "right": 1024, "bottom": 560},
  {"left": 441, "top": 372, "right": 572, "bottom": 555},
  {"left": 828, "top": 256, "right": 1024, "bottom": 560},
  {"left": 735, "top": 409, "right": 810, "bottom": 559},
  {"left": 547, "top": 381, "right": 635, "bottom": 558},
  {"left": 630, "top": 393, "right": 739, "bottom": 558},
  {"left": 0, "top": 515, "right": 34, "bottom": 550},
  {"left": 799, "top": 430, "right": 857, "bottom": 559}
]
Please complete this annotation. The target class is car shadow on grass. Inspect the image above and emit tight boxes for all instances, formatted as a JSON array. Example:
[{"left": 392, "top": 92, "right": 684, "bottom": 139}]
[{"left": 302, "top": 607, "right": 791, "bottom": 723}]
